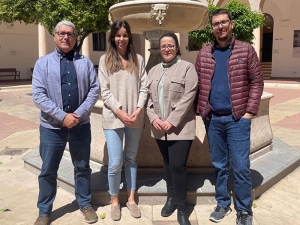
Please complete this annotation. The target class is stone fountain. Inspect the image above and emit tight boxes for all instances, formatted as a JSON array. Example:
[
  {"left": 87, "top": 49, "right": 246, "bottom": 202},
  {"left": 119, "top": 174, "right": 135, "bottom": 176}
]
[
  {"left": 22, "top": 0, "right": 300, "bottom": 206},
  {"left": 109, "top": 0, "right": 209, "bottom": 71}
]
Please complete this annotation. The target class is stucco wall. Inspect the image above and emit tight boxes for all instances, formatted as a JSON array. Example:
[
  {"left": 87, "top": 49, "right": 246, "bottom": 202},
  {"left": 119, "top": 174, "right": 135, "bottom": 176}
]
[
  {"left": 0, "top": 23, "right": 53, "bottom": 80},
  {"left": 264, "top": 0, "right": 300, "bottom": 78}
]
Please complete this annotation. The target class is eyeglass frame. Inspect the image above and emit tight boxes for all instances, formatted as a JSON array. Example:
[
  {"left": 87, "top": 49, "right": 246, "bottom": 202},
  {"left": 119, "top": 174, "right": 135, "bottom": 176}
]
[
  {"left": 55, "top": 31, "right": 76, "bottom": 39},
  {"left": 211, "top": 19, "right": 231, "bottom": 28},
  {"left": 160, "top": 45, "right": 176, "bottom": 50}
]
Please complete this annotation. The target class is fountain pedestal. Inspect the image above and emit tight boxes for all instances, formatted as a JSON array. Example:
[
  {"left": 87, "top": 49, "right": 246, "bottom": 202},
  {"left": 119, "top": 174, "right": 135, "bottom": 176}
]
[{"left": 143, "top": 30, "right": 170, "bottom": 72}]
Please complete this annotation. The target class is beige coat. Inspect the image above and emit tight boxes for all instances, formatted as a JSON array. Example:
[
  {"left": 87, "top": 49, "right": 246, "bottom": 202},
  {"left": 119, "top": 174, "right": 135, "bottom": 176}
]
[{"left": 146, "top": 59, "right": 198, "bottom": 140}]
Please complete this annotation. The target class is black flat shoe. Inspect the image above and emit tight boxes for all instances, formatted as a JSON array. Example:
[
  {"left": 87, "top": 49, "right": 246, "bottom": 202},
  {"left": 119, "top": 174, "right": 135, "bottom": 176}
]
[
  {"left": 161, "top": 196, "right": 177, "bottom": 217},
  {"left": 177, "top": 210, "right": 191, "bottom": 225}
]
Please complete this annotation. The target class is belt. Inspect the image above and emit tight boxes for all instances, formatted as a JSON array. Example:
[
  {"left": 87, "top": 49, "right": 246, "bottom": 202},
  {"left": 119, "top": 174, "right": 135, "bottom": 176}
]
[{"left": 212, "top": 111, "right": 232, "bottom": 115}]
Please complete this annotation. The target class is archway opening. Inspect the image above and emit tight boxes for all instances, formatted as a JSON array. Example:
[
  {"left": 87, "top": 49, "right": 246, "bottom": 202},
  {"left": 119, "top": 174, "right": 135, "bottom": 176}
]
[{"left": 262, "top": 13, "right": 274, "bottom": 62}]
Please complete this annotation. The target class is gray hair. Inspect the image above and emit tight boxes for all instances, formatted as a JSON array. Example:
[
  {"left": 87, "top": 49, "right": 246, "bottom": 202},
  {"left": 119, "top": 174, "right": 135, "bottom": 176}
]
[{"left": 53, "top": 20, "right": 77, "bottom": 35}]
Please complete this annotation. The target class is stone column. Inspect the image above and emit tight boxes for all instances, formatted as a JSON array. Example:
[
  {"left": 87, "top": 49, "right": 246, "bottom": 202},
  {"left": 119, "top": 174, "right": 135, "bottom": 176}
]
[
  {"left": 248, "top": 0, "right": 261, "bottom": 59},
  {"left": 38, "top": 23, "right": 47, "bottom": 57},
  {"left": 81, "top": 35, "right": 90, "bottom": 58},
  {"left": 143, "top": 30, "right": 173, "bottom": 72},
  {"left": 253, "top": 27, "right": 261, "bottom": 60}
]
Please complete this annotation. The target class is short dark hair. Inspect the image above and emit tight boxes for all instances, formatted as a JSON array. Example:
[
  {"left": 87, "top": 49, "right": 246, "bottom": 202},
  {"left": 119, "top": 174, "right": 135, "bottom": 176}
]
[
  {"left": 209, "top": 8, "right": 232, "bottom": 24},
  {"left": 159, "top": 32, "right": 182, "bottom": 56}
]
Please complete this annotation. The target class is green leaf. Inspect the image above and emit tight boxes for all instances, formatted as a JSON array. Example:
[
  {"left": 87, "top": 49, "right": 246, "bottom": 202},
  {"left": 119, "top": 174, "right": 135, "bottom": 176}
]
[
  {"left": 100, "top": 212, "right": 106, "bottom": 219},
  {"left": 0, "top": 208, "right": 9, "bottom": 212}
]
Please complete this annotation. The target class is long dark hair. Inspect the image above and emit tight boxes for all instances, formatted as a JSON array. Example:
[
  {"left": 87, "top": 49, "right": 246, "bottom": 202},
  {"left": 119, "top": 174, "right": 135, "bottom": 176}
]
[{"left": 105, "top": 20, "right": 138, "bottom": 74}]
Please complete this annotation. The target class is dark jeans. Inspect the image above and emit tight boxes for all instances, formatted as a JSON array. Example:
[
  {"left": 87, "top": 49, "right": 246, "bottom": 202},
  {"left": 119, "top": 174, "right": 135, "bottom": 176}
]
[
  {"left": 156, "top": 139, "right": 192, "bottom": 211},
  {"left": 204, "top": 113, "right": 252, "bottom": 214},
  {"left": 37, "top": 123, "right": 92, "bottom": 216}
]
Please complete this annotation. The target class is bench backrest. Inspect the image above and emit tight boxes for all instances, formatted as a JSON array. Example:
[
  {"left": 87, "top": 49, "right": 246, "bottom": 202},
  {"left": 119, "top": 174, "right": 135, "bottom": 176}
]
[{"left": 0, "top": 68, "right": 17, "bottom": 73}]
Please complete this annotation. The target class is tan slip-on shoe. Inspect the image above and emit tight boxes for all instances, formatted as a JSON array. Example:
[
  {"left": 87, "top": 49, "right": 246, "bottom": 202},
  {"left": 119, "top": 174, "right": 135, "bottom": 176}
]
[
  {"left": 126, "top": 202, "right": 141, "bottom": 218},
  {"left": 111, "top": 204, "right": 121, "bottom": 221}
]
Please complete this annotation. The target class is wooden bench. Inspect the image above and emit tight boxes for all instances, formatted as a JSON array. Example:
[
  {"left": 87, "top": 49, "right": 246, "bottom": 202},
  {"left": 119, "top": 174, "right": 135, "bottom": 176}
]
[{"left": 0, "top": 68, "right": 20, "bottom": 81}]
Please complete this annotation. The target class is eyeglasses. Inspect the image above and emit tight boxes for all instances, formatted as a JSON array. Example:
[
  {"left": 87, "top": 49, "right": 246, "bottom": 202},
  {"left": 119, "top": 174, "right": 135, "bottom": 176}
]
[
  {"left": 211, "top": 20, "right": 231, "bottom": 28},
  {"left": 160, "top": 45, "right": 175, "bottom": 50},
  {"left": 56, "top": 31, "right": 76, "bottom": 39}
]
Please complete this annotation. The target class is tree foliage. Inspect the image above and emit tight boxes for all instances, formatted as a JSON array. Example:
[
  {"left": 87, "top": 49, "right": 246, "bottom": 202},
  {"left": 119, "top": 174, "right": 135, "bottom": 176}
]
[
  {"left": 0, "top": 0, "right": 119, "bottom": 51},
  {"left": 189, "top": 0, "right": 264, "bottom": 49}
]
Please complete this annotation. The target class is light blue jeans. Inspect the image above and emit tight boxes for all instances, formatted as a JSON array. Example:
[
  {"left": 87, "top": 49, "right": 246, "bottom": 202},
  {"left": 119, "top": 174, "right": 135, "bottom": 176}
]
[{"left": 104, "top": 127, "right": 143, "bottom": 196}]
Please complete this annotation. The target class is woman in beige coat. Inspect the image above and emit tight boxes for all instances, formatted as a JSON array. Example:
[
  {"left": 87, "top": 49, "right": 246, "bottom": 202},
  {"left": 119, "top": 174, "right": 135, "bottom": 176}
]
[{"left": 146, "top": 32, "right": 198, "bottom": 225}]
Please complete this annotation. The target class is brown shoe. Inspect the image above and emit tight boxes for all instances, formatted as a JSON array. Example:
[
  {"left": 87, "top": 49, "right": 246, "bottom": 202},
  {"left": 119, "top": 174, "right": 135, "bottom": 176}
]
[
  {"left": 110, "top": 204, "right": 121, "bottom": 221},
  {"left": 81, "top": 206, "right": 98, "bottom": 224},
  {"left": 126, "top": 202, "right": 141, "bottom": 218},
  {"left": 34, "top": 216, "right": 51, "bottom": 225}
]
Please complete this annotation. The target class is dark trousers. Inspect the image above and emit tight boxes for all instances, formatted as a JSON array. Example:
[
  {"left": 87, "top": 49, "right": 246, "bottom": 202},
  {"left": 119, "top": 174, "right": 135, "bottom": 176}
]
[{"left": 156, "top": 139, "right": 192, "bottom": 211}]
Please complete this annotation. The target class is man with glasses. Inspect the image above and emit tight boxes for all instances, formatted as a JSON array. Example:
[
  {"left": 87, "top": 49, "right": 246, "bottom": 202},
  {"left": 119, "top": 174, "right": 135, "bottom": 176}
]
[
  {"left": 195, "top": 9, "right": 263, "bottom": 225},
  {"left": 32, "top": 20, "right": 100, "bottom": 225}
]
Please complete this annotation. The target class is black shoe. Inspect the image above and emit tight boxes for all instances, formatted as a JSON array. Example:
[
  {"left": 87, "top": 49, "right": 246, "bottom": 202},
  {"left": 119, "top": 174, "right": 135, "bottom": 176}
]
[
  {"left": 161, "top": 196, "right": 177, "bottom": 217},
  {"left": 177, "top": 210, "right": 191, "bottom": 225}
]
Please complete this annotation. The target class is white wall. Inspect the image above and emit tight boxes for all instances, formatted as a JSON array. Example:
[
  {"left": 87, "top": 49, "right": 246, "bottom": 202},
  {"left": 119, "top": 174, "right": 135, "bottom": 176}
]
[
  {"left": 0, "top": 22, "right": 53, "bottom": 80},
  {"left": 179, "top": 33, "right": 199, "bottom": 65},
  {"left": 82, "top": 34, "right": 106, "bottom": 66},
  {"left": 264, "top": 0, "right": 300, "bottom": 78}
]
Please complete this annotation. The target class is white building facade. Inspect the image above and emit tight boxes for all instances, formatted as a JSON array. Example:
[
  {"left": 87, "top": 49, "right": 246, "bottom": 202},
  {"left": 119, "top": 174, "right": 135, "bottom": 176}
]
[{"left": 0, "top": 0, "right": 299, "bottom": 80}]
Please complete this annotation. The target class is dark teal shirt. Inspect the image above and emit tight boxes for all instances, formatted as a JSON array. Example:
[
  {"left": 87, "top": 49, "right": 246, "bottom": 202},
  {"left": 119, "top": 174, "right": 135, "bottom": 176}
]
[{"left": 59, "top": 50, "right": 79, "bottom": 113}]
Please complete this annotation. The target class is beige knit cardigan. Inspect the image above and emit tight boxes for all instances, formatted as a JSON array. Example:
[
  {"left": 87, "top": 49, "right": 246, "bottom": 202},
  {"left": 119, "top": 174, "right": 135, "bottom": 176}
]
[{"left": 98, "top": 54, "right": 148, "bottom": 129}]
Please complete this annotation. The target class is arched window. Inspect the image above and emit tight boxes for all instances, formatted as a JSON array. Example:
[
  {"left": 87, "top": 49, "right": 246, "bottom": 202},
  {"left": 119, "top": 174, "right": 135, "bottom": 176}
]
[
  {"left": 262, "top": 13, "right": 274, "bottom": 62},
  {"left": 263, "top": 13, "right": 274, "bottom": 32}
]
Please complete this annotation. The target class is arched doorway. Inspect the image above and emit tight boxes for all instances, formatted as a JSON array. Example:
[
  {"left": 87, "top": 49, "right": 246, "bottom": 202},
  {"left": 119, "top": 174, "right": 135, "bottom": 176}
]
[{"left": 262, "top": 13, "right": 274, "bottom": 62}]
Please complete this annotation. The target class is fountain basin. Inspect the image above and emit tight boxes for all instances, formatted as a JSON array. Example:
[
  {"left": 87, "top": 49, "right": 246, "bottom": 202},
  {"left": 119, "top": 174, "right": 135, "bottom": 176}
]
[{"left": 109, "top": 0, "right": 209, "bottom": 33}]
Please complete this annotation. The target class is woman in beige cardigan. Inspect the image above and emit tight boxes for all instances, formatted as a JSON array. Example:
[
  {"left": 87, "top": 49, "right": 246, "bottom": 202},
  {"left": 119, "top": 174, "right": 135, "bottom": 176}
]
[
  {"left": 98, "top": 20, "right": 148, "bottom": 221},
  {"left": 146, "top": 32, "right": 198, "bottom": 225}
]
